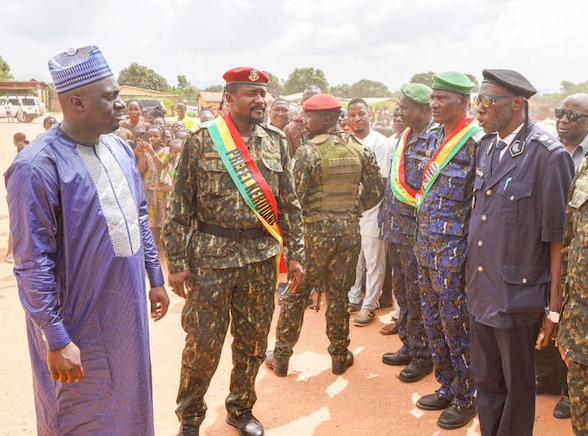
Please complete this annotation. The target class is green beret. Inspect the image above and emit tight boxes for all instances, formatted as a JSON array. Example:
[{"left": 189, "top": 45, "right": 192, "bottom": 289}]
[
  {"left": 432, "top": 71, "right": 475, "bottom": 95},
  {"left": 400, "top": 83, "right": 432, "bottom": 105}
]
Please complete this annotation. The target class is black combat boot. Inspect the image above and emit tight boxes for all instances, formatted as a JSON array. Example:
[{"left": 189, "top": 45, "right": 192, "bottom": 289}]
[
  {"left": 332, "top": 350, "right": 354, "bottom": 375},
  {"left": 265, "top": 350, "right": 288, "bottom": 377},
  {"left": 226, "top": 411, "right": 264, "bottom": 436}
]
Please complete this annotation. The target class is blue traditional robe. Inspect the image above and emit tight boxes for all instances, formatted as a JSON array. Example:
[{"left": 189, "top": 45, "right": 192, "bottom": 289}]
[{"left": 6, "top": 126, "right": 164, "bottom": 435}]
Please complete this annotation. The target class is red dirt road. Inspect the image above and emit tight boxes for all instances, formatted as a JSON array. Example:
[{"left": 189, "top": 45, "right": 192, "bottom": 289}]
[{"left": 0, "top": 118, "right": 573, "bottom": 435}]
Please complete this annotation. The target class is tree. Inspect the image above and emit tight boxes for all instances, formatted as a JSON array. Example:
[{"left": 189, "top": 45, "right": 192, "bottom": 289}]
[
  {"left": 177, "top": 74, "right": 189, "bottom": 90},
  {"left": 283, "top": 67, "right": 329, "bottom": 95},
  {"left": 331, "top": 83, "right": 352, "bottom": 98},
  {"left": 118, "top": 63, "right": 169, "bottom": 92},
  {"left": 264, "top": 71, "right": 284, "bottom": 97},
  {"left": 349, "top": 79, "right": 392, "bottom": 98},
  {"left": 410, "top": 71, "right": 435, "bottom": 87},
  {"left": 204, "top": 84, "right": 224, "bottom": 92},
  {"left": 0, "top": 55, "right": 14, "bottom": 80}
]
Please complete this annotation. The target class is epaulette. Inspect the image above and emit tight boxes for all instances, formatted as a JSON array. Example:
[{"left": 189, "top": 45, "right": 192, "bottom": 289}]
[
  {"left": 260, "top": 122, "right": 287, "bottom": 138},
  {"left": 531, "top": 131, "right": 563, "bottom": 152}
]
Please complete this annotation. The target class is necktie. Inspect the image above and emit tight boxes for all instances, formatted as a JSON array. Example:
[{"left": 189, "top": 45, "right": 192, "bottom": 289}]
[{"left": 491, "top": 140, "right": 508, "bottom": 175}]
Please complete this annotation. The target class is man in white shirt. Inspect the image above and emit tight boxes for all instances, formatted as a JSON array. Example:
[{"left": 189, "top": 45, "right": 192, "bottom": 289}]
[{"left": 347, "top": 98, "right": 391, "bottom": 326}]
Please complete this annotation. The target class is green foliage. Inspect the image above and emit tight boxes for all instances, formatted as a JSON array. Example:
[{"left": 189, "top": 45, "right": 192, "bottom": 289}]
[
  {"left": 466, "top": 74, "right": 480, "bottom": 92},
  {"left": 264, "top": 71, "right": 284, "bottom": 97},
  {"left": 177, "top": 74, "right": 189, "bottom": 90},
  {"left": 532, "top": 79, "right": 588, "bottom": 108},
  {"left": 283, "top": 67, "right": 330, "bottom": 95},
  {"left": 410, "top": 71, "right": 435, "bottom": 87},
  {"left": 349, "top": 79, "right": 392, "bottom": 98},
  {"left": 204, "top": 84, "right": 224, "bottom": 92},
  {"left": 118, "top": 62, "right": 169, "bottom": 92},
  {"left": 331, "top": 83, "right": 352, "bottom": 98},
  {"left": 0, "top": 55, "right": 14, "bottom": 80}
]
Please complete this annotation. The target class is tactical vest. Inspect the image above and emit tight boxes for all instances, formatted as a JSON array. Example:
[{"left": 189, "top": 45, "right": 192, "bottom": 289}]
[{"left": 306, "top": 132, "right": 363, "bottom": 222}]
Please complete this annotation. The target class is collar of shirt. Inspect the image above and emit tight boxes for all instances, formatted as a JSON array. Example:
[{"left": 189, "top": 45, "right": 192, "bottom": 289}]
[{"left": 496, "top": 123, "right": 524, "bottom": 160}]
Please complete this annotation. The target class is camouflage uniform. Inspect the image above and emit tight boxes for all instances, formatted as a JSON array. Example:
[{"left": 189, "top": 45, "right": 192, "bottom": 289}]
[
  {"left": 558, "top": 157, "right": 588, "bottom": 435},
  {"left": 163, "top": 123, "right": 304, "bottom": 426},
  {"left": 273, "top": 128, "right": 384, "bottom": 364},
  {"left": 414, "top": 124, "right": 481, "bottom": 408},
  {"left": 378, "top": 123, "right": 439, "bottom": 364}
]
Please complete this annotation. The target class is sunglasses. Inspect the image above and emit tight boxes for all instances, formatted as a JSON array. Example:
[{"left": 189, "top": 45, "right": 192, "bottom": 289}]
[
  {"left": 554, "top": 108, "right": 588, "bottom": 123},
  {"left": 473, "top": 95, "right": 514, "bottom": 108}
]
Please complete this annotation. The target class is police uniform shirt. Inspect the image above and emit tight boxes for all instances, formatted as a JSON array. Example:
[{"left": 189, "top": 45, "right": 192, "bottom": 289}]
[{"left": 465, "top": 123, "right": 575, "bottom": 328}]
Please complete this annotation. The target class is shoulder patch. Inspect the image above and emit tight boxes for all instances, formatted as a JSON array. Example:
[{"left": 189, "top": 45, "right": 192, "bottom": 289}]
[
  {"left": 532, "top": 131, "right": 563, "bottom": 152},
  {"left": 260, "top": 123, "right": 287, "bottom": 138}
]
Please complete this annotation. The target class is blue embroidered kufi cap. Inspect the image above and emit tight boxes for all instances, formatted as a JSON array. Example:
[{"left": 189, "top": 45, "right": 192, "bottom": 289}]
[{"left": 48, "top": 45, "right": 113, "bottom": 94}]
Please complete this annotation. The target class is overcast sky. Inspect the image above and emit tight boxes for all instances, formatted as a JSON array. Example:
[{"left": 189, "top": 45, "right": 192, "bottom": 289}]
[{"left": 1, "top": 0, "right": 587, "bottom": 93}]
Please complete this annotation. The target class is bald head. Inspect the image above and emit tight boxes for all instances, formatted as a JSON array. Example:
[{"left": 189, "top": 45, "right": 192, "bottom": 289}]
[{"left": 557, "top": 93, "right": 588, "bottom": 148}]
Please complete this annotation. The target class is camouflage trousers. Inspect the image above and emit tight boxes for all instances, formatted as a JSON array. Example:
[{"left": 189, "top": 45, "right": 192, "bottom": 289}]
[
  {"left": 394, "top": 243, "right": 430, "bottom": 363},
  {"left": 418, "top": 264, "right": 474, "bottom": 407},
  {"left": 274, "top": 223, "right": 360, "bottom": 363},
  {"left": 176, "top": 258, "right": 276, "bottom": 425},
  {"left": 568, "top": 360, "right": 588, "bottom": 435}
]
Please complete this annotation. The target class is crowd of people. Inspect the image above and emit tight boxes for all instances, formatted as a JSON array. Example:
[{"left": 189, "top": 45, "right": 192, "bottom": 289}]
[{"left": 4, "top": 44, "right": 588, "bottom": 436}]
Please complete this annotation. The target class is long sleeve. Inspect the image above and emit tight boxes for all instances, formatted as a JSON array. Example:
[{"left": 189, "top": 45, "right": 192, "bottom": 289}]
[
  {"left": 163, "top": 134, "right": 197, "bottom": 273},
  {"left": 277, "top": 134, "right": 304, "bottom": 263},
  {"left": 7, "top": 159, "right": 70, "bottom": 351},
  {"left": 359, "top": 146, "right": 385, "bottom": 212}
]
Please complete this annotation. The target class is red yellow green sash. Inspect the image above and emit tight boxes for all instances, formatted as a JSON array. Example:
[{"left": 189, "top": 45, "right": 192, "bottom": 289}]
[
  {"left": 207, "top": 114, "right": 287, "bottom": 283},
  {"left": 416, "top": 117, "right": 481, "bottom": 209},
  {"left": 390, "top": 127, "right": 418, "bottom": 207}
]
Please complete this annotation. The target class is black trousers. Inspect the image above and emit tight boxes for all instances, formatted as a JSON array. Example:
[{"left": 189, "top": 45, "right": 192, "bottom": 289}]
[
  {"left": 535, "top": 342, "right": 568, "bottom": 396},
  {"left": 470, "top": 317, "right": 541, "bottom": 436}
]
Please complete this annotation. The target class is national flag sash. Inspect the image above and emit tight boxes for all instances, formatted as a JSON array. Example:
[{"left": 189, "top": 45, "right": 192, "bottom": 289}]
[
  {"left": 207, "top": 114, "right": 287, "bottom": 283},
  {"left": 416, "top": 118, "right": 481, "bottom": 209},
  {"left": 390, "top": 127, "right": 418, "bottom": 207}
]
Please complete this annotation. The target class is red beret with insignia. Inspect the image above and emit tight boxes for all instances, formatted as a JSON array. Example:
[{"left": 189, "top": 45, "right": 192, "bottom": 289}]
[
  {"left": 222, "top": 67, "right": 269, "bottom": 86},
  {"left": 302, "top": 94, "right": 342, "bottom": 112}
]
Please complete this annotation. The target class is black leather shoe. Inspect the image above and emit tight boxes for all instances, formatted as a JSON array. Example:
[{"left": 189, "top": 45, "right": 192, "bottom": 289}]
[
  {"left": 177, "top": 423, "right": 200, "bottom": 436},
  {"left": 416, "top": 392, "right": 452, "bottom": 411},
  {"left": 265, "top": 350, "right": 288, "bottom": 377},
  {"left": 226, "top": 411, "right": 264, "bottom": 436},
  {"left": 437, "top": 402, "right": 477, "bottom": 429},
  {"left": 553, "top": 396, "right": 571, "bottom": 419},
  {"left": 332, "top": 350, "right": 354, "bottom": 375},
  {"left": 398, "top": 360, "right": 433, "bottom": 383},
  {"left": 382, "top": 349, "right": 411, "bottom": 366}
]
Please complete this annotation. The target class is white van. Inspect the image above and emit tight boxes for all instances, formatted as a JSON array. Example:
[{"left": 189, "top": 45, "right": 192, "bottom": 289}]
[{"left": 0, "top": 95, "right": 44, "bottom": 122}]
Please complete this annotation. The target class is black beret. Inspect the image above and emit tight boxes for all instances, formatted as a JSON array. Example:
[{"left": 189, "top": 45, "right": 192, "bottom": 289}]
[{"left": 482, "top": 69, "right": 537, "bottom": 99}]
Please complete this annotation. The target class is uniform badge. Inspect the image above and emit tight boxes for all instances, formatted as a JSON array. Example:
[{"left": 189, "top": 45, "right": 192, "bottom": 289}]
[
  {"left": 248, "top": 69, "right": 260, "bottom": 82},
  {"left": 476, "top": 167, "right": 484, "bottom": 178},
  {"left": 509, "top": 140, "right": 524, "bottom": 157}
]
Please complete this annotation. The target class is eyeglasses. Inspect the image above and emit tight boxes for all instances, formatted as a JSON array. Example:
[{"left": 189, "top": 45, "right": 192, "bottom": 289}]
[
  {"left": 473, "top": 95, "right": 514, "bottom": 108},
  {"left": 554, "top": 108, "right": 588, "bottom": 122}
]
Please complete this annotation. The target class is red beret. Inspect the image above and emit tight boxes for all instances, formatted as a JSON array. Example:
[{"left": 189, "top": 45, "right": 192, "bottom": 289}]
[
  {"left": 302, "top": 94, "right": 342, "bottom": 112},
  {"left": 223, "top": 67, "right": 269, "bottom": 86}
]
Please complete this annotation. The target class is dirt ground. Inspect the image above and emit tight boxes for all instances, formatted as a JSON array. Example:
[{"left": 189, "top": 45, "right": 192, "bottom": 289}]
[{"left": 0, "top": 117, "right": 573, "bottom": 436}]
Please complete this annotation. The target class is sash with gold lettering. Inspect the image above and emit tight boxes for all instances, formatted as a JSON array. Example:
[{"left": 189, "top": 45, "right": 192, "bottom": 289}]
[
  {"left": 207, "top": 114, "right": 287, "bottom": 283},
  {"left": 416, "top": 117, "right": 481, "bottom": 209}
]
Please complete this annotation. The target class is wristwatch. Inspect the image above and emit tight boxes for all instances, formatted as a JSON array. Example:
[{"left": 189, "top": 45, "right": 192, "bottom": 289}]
[{"left": 546, "top": 311, "right": 560, "bottom": 324}]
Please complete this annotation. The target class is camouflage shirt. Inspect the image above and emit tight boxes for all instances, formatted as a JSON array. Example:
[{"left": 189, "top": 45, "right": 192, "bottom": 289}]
[
  {"left": 558, "top": 156, "right": 588, "bottom": 365},
  {"left": 293, "top": 128, "right": 385, "bottom": 228},
  {"left": 415, "top": 123, "right": 482, "bottom": 272},
  {"left": 163, "top": 122, "right": 304, "bottom": 272}
]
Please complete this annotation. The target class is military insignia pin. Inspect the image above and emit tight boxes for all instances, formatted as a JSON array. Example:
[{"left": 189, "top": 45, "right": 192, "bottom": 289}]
[
  {"left": 509, "top": 140, "right": 524, "bottom": 157},
  {"left": 249, "top": 69, "right": 260, "bottom": 82}
]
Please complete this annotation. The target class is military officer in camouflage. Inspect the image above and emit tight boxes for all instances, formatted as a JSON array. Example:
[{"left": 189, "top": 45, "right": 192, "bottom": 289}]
[
  {"left": 414, "top": 72, "right": 482, "bottom": 430},
  {"left": 379, "top": 83, "right": 436, "bottom": 383},
  {"left": 558, "top": 155, "right": 588, "bottom": 434},
  {"left": 163, "top": 67, "right": 305, "bottom": 436},
  {"left": 266, "top": 94, "right": 384, "bottom": 376}
]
